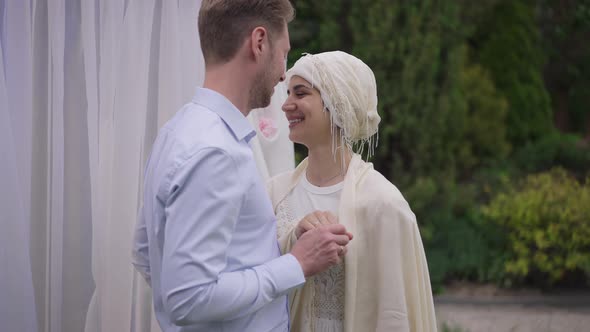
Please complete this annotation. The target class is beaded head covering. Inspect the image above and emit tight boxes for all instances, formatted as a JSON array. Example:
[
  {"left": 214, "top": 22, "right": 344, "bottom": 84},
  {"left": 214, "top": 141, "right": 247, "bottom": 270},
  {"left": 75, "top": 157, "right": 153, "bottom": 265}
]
[{"left": 286, "top": 51, "right": 380, "bottom": 161}]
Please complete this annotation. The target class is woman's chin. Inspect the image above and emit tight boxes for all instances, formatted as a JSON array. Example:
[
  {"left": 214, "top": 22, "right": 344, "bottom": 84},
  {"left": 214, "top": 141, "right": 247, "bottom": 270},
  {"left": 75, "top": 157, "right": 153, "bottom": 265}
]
[{"left": 288, "top": 133, "right": 304, "bottom": 145}]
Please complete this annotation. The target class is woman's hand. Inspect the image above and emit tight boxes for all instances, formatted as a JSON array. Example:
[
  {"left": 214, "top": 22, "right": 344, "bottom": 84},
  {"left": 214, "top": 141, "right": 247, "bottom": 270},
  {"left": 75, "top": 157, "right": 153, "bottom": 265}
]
[{"left": 295, "top": 211, "right": 338, "bottom": 239}]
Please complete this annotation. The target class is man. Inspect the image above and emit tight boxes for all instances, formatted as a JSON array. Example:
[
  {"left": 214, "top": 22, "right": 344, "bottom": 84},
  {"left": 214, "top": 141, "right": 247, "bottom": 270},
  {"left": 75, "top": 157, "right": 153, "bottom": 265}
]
[{"left": 132, "top": 1, "right": 352, "bottom": 331}]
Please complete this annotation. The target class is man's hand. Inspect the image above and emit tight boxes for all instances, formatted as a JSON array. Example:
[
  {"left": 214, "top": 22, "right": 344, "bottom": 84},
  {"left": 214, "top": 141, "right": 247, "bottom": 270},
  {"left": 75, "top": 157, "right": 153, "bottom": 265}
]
[{"left": 290, "top": 222, "right": 353, "bottom": 278}]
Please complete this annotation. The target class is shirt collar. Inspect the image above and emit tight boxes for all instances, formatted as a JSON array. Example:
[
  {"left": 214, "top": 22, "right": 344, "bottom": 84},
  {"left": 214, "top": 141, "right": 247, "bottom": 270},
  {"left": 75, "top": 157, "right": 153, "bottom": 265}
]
[{"left": 191, "top": 87, "right": 256, "bottom": 142}]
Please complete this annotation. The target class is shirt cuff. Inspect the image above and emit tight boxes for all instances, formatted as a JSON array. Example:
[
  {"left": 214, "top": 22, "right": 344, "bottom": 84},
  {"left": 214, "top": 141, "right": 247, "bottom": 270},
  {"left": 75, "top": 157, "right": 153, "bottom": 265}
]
[{"left": 264, "top": 253, "right": 306, "bottom": 296}]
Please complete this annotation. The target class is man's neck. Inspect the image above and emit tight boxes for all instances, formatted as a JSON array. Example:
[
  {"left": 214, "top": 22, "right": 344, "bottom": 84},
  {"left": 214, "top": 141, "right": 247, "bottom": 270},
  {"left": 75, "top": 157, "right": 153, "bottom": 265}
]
[{"left": 203, "top": 63, "right": 253, "bottom": 117}]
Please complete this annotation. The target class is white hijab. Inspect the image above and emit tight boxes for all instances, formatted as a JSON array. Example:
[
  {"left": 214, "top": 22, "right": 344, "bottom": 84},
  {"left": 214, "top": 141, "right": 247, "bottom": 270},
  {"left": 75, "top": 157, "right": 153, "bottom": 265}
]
[{"left": 286, "top": 51, "right": 381, "bottom": 158}]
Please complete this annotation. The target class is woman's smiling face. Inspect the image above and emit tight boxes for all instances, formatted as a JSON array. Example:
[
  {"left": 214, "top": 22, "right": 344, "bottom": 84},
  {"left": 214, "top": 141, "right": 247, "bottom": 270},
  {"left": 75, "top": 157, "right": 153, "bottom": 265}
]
[{"left": 282, "top": 75, "right": 333, "bottom": 149}]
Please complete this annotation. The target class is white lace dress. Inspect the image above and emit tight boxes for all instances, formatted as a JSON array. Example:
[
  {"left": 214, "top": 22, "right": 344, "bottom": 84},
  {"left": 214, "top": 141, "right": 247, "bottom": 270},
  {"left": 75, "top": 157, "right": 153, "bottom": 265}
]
[{"left": 275, "top": 176, "right": 345, "bottom": 332}]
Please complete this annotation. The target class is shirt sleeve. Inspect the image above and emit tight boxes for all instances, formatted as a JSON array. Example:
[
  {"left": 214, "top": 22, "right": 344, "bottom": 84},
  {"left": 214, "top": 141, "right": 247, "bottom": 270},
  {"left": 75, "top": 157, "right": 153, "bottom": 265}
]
[
  {"left": 132, "top": 205, "right": 151, "bottom": 284},
  {"left": 160, "top": 147, "right": 304, "bottom": 326}
]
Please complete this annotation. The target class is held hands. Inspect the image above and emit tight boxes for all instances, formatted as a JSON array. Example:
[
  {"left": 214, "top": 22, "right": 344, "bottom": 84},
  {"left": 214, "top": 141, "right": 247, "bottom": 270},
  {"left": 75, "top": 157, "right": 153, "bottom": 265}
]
[
  {"left": 294, "top": 210, "right": 354, "bottom": 241},
  {"left": 290, "top": 211, "right": 354, "bottom": 278},
  {"left": 295, "top": 210, "right": 338, "bottom": 238}
]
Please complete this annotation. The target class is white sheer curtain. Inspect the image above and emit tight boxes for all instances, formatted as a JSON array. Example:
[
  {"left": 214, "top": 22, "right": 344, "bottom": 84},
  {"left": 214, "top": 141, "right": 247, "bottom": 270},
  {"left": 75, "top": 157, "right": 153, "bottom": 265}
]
[{"left": 0, "top": 1, "right": 293, "bottom": 331}]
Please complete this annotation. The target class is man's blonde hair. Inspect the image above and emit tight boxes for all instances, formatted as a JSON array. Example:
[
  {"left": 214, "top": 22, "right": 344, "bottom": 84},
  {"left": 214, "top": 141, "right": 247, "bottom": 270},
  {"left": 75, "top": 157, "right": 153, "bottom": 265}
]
[{"left": 198, "top": 0, "right": 294, "bottom": 66}]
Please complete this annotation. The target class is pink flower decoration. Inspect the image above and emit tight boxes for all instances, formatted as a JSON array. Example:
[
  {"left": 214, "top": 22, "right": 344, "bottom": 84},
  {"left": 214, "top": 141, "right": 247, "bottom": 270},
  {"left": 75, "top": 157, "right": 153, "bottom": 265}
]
[{"left": 258, "top": 116, "right": 278, "bottom": 139}]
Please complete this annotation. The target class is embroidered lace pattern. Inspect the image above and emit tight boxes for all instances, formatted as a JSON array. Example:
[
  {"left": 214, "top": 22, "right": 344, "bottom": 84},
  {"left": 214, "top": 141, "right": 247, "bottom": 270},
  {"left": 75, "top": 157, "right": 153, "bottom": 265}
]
[
  {"left": 275, "top": 198, "right": 345, "bottom": 332},
  {"left": 312, "top": 262, "right": 345, "bottom": 330},
  {"left": 276, "top": 199, "right": 298, "bottom": 239}
]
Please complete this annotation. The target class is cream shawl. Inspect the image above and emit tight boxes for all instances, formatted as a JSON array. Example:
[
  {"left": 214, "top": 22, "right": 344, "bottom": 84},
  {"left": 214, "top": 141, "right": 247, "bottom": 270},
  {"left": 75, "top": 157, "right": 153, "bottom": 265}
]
[{"left": 267, "top": 154, "right": 437, "bottom": 332}]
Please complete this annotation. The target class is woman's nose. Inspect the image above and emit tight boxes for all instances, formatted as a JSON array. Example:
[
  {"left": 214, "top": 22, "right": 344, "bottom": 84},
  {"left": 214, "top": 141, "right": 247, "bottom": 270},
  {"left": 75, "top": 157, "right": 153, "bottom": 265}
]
[{"left": 282, "top": 102, "right": 296, "bottom": 113}]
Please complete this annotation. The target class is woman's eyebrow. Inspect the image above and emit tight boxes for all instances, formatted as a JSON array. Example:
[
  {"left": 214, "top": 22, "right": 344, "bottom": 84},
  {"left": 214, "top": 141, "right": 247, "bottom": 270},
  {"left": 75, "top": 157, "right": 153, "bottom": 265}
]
[{"left": 287, "top": 84, "right": 311, "bottom": 94}]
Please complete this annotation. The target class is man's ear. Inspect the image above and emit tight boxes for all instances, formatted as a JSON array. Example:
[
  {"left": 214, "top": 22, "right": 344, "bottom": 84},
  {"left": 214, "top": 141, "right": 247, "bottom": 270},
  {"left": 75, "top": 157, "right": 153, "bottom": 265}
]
[{"left": 250, "top": 26, "right": 268, "bottom": 60}]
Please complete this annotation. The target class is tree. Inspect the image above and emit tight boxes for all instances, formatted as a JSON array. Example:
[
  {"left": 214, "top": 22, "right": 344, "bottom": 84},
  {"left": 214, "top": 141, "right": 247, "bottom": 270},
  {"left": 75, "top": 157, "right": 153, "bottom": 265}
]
[
  {"left": 538, "top": 0, "right": 590, "bottom": 138},
  {"left": 473, "top": 0, "right": 553, "bottom": 145}
]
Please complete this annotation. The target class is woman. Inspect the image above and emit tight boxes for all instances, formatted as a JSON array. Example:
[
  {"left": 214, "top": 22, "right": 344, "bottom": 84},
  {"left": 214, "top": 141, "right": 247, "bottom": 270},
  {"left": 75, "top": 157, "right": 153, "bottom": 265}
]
[{"left": 267, "top": 51, "right": 437, "bottom": 332}]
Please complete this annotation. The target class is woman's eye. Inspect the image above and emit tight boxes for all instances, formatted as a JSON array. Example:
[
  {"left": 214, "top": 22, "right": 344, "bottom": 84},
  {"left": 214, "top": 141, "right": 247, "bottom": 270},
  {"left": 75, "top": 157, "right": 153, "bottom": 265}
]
[{"left": 296, "top": 93, "right": 306, "bottom": 97}]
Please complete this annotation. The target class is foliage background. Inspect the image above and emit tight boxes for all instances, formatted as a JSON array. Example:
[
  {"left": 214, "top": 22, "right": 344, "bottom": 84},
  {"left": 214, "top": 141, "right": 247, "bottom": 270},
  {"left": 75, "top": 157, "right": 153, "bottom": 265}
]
[{"left": 288, "top": 0, "right": 590, "bottom": 291}]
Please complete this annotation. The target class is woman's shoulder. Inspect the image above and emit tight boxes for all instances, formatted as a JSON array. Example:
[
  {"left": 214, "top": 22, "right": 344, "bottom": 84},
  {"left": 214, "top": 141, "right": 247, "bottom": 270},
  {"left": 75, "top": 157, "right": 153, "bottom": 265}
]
[
  {"left": 266, "top": 170, "right": 295, "bottom": 198},
  {"left": 358, "top": 169, "right": 406, "bottom": 203},
  {"left": 355, "top": 168, "right": 417, "bottom": 225},
  {"left": 267, "top": 169, "right": 295, "bottom": 187},
  {"left": 267, "top": 158, "right": 308, "bottom": 188}
]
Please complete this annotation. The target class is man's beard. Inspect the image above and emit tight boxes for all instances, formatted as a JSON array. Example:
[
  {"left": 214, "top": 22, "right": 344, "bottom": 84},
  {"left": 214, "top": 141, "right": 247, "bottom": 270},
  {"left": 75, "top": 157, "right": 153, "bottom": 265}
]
[{"left": 249, "top": 63, "right": 275, "bottom": 110}]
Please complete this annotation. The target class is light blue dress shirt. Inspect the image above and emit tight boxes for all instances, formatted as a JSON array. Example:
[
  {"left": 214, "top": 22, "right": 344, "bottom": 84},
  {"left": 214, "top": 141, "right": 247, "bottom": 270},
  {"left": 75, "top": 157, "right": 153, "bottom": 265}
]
[{"left": 132, "top": 88, "right": 305, "bottom": 332}]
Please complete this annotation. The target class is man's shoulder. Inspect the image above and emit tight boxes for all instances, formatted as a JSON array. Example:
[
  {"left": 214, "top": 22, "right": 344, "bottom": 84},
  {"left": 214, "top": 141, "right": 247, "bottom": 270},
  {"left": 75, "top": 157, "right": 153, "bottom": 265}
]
[
  {"left": 163, "top": 103, "right": 239, "bottom": 155},
  {"left": 165, "top": 102, "right": 224, "bottom": 136},
  {"left": 146, "top": 103, "right": 240, "bottom": 185}
]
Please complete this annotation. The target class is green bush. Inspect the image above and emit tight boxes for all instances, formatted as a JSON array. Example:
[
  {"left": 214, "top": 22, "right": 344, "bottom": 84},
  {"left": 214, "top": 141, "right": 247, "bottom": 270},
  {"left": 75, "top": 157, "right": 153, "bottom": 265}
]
[
  {"left": 426, "top": 211, "right": 509, "bottom": 291},
  {"left": 409, "top": 177, "right": 510, "bottom": 292},
  {"left": 456, "top": 58, "right": 510, "bottom": 175},
  {"left": 482, "top": 168, "right": 590, "bottom": 285},
  {"left": 441, "top": 323, "right": 467, "bottom": 332},
  {"left": 513, "top": 133, "right": 590, "bottom": 177}
]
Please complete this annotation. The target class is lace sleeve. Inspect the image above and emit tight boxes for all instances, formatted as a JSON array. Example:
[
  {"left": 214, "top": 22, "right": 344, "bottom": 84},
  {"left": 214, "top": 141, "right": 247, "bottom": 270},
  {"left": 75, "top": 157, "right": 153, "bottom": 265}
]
[{"left": 275, "top": 198, "right": 298, "bottom": 239}]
